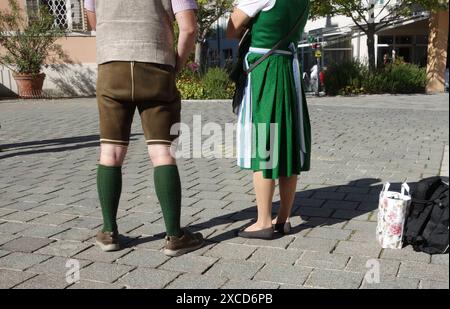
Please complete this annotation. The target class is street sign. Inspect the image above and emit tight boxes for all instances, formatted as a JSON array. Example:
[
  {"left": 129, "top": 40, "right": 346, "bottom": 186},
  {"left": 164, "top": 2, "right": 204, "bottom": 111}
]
[{"left": 315, "top": 50, "right": 322, "bottom": 58}]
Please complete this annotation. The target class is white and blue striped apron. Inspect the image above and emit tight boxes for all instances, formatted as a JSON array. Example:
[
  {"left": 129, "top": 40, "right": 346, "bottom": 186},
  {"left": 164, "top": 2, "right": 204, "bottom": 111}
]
[{"left": 236, "top": 42, "right": 307, "bottom": 169}]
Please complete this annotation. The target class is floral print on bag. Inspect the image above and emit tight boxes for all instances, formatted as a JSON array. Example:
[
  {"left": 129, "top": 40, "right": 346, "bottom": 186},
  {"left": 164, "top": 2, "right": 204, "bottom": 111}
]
[{"left": 376, "top": 183, "right": 411, "bottom": 249}]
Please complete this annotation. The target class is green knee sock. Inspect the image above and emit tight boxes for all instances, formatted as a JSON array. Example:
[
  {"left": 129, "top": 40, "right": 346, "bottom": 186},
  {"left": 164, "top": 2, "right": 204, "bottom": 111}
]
[
  {"left": 154, "top": 165, "right": 182, "bottom": 237},
  {"left": 97, "top": 164, "right": 122, "bottom": 233}
]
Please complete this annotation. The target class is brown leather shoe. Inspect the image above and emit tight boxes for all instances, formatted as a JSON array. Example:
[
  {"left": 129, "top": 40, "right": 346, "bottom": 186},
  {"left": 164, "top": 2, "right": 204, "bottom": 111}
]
[
  {"left": 163, "top": 229, "right": 204, "bottom": 257},
  {"left": 96, "top": 230, "right": 120, "bottom": 252}
]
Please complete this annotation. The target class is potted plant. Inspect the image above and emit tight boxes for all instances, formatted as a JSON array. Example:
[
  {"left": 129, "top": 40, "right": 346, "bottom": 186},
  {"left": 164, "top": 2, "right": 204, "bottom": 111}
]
[{"left": 0, "top": 0, "right": 65, "bottom": 98}]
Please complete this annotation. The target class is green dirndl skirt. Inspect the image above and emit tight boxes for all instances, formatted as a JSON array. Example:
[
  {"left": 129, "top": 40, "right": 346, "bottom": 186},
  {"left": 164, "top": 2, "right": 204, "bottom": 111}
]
[{"left": 236, "top": 44, "right": 311, "bottom": 180}]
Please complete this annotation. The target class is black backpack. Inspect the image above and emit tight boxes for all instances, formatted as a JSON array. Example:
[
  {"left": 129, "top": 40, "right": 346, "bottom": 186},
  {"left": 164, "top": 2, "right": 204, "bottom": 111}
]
[{"left": 403, "top": 177, "right": 449, "bottom": 255}]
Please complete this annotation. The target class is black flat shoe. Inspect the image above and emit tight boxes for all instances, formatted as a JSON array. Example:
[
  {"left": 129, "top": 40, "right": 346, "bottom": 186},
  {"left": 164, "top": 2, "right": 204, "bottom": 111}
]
[
  {"left": 237, "top": 227, "right": 274, "bottom": 240},
  {"left": 273, "top": 222, "right": 292, "bottom": 235}
]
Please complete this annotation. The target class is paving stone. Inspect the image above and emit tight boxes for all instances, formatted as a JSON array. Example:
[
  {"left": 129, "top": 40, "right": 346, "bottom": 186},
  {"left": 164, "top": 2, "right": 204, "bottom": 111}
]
[
  {"left": 204, "top": 243, "right": 256, "bottom": 260},
  {"left": 159, "top": 254, "right": 218, "bottom": 274},
  {"left": 0, "top": 249, "right": 10, "bottom": 258},
  {"left": 20, "top": 225, "right": 68, "bottom": 238},
  {"left": 380, "top": 246, "right": 431, "bottom": 263},
  {"left": 118, "top": 268, "right": 179, "bottom": 289},
  {"left": 306, "top": 227, "right": 352, "bottom": 241},
  {"left": 420, "top": 280, "right": 449, "bottom": 289},
  {"left": 1, "top": 95, "right": 448, "bottom": 290},
  {"left": 343, "top": 220, "right": 378, "bottom": 232},
  {"left": 302, "top": 217, "right": 347, "bottom": 229},
  {"left": 431, "top": 254, "right": 449, "bottom": 266},
  {"left": 296, "top": 251, "right": 349, "bottom": 270},
  {"left": 332, "top": 210, "right": 371, "bottom": 221},
  {"left": 305, "top": 269, "right": 364, "bottom": 289},
  {"left": 80, "top": 262, "right": 134, "bottom": 283},
  {"left": 0, "top": 269, "right": 36, "bottom": 288},
  {"left": 288, "top": 236, "right": 338, "bottom": 253},
  {"left": 0, "top": 222, "right": 30, "bottom": 234},
  {"left": 51, "top": 228, "right": 94, "bottom": 242},
  {"left": 0, "top": 233, "right": 20, "bottom": 246},
  {"left": 334, "top": 240, "right": 381, "bottom": 258},
  {"left": 29, "top": 256, "right": 92, "bottom": 277},
  {"left": 253, "top": 263, "right": 312, "bottom": 285},
  {"left": 1, "top": 237, "right": 54, "bottom": 253},
  {"left": 398, "top": 261, "right": 449, "bottom": 282},
  {"left": 166, "top": 273, "right": 227, "bottom": 289},
  {"left": 31, "top": 213, "right": 77, "bottom": 226},
  {"left": 59, "top": 216, "right": 103, "bottom": 230},
  {"left": 73, "top": 246, "right": 132, "bottom": 263},
  {"left": 249, "top": 247, "right": 303, "bottom": 265},
  {"left": 116, "top": 249, "right": 169, "bottom": 268},
  {"left": 205, "top": 259, "right": 264, "bottom": 280},
  {"left": 361, "top": 276, "right": 420, "bottom": 289},
  {"left": 67, "top": 280, "right": 125, "bottom": 289},
  {"left": 36, "top": 240, "right": 92, "bottom": 257},
  {"left": 192, "top": 199, "right": 230, "bottom": 209},
  {"left": 222, "top": 193, "right": 255, "bottom": 202},
  {"left": 296, "top": 207, "right": 334, "bottom": 218},
  {"left": 221, "top": 280, "right": 279, "bottom": 289},
  {"left": 14, "top": 274, "right": 70, "bottom": 289},
  {"left": 345, "top": 256, "right": 401, "bottom": 277},
  {"left": 243, "top": 235, "right": 295, "bottom": 249},
  {"left": 0, "top": 211, "right": 46, "bottom": 223},
  {"left": 0, "top": 252, "right": 50, "bottom": 270}
]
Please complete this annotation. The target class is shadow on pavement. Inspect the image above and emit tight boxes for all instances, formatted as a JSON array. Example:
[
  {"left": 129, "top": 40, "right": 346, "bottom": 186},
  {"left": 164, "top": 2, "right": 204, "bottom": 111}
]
[
  {"left": 0, "top": 134, "right": 143, "bottom": 159},
  {"left": 116, "top": 178, "right": 431, "bottom": 250}
]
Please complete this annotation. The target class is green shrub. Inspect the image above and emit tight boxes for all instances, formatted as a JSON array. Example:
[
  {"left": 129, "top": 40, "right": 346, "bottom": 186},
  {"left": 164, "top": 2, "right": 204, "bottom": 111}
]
[
  {"left": 324, "top": 60, "right": 426, "bottom": 96},
  {"left": 176, "top": 66, "right": 234, "bottom": 100},
  {"left": 323, "top": 60, "right": 367, "bottom": 96},
  {"left": 362, "top": 63, "right": 426, "bottom": 94},
  {"left": 202, "top": 67, "right": 234, "bottom": 99},
  {"left": 176, "top": 64, "right": 205, "bottom": 99}
]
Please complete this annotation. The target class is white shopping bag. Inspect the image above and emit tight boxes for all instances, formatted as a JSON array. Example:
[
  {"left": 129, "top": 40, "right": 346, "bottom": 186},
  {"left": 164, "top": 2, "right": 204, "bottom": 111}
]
[{"left": 376, "top": 182, "right": 411, "bottom": 249}]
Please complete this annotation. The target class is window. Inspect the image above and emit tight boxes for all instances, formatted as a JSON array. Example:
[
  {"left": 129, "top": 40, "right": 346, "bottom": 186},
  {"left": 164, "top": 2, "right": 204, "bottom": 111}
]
[
  {"left": 378, "top": 35, "right": 394, "bottom": 44},
  {"left": 26, "top": 0, "right": 87, "bottom": 32}
]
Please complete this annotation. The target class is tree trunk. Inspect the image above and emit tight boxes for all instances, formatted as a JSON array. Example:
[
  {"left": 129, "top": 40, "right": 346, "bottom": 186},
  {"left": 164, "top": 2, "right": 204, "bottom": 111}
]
[
  {"left": 366, "top": 23, "right": 376, "bottom": 71},
  {"left": 195, "top": 42, "right": 202, "bottom": 65},
  {"left": 426, "top": 10, "right": 449, "bottom": 93}
]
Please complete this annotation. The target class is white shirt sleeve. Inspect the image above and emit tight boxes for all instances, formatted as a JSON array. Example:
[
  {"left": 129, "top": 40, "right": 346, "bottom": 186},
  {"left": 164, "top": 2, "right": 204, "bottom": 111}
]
[{"left": 235, "top": 0, "right": 276, "bottom": 18}]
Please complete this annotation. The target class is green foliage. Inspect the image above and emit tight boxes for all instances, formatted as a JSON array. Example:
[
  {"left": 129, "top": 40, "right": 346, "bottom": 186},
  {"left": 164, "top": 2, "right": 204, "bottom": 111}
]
[
  {"left": 196, "top": 0, "right": 233, "bottom": 41},
  {"left": 0, "top": 0, "right": 66, "bottom": 74},
  {"left": 176, "top": 65, "right": 234, "bottom": 100},
  {"left": 202, "top": 67, "right": 235, "bottom": 99},
  {"left": 323, "top": 60, "right": 427, "bottom": 95},
  {"left": 323, "top": 60, "right": 366, "bottom": 96},
  {"left": 176, "top": 64, "right": 205, "bottom": 99},
  {"left": 363, "top": 62, "right": 427, "bottom": 94}
]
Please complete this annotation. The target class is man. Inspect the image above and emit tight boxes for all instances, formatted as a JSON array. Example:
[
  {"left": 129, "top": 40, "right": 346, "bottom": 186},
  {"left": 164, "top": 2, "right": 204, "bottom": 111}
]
[
  {"left": 310, "top": 63, "right": 318, "bottom": 94},
  {"left": 84, "top": 0, "right": 203, "bottom": 257}
]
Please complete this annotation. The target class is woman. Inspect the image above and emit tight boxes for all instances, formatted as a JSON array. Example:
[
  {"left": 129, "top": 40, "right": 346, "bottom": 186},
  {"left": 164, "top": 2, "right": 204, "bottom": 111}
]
[{"left": 227, "top": 0, "right": 311, "bottom": 239}]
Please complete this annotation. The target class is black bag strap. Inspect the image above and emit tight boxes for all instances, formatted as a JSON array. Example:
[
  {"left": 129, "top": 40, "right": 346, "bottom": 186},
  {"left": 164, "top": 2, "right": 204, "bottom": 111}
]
[{"left": 245, "top": 4, "right": 310, "bottom": 74}]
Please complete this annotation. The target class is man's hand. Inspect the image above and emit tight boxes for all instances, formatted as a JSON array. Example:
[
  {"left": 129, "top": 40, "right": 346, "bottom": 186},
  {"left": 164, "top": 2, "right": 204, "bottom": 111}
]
[{"left": 175, "top": 10, "right": 197, "bottom": 74}]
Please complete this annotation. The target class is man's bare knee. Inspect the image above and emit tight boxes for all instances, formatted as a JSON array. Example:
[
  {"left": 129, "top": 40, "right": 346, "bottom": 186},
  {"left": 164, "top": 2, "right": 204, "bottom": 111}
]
[
  {"left": 100, "top": 144, "right": 128, "bottom": 166},
  {"left": 148, "top": 145, "right": 176, "bottom": 166}
]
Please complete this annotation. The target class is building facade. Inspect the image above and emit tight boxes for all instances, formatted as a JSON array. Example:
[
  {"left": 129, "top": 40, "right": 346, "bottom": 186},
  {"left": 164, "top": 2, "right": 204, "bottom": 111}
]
[
  {"left": 0, "top": 0, "right": 448, "bottom": 97},
  {"left": 1, "top": 0, "right": 96, "bottom": 97}
]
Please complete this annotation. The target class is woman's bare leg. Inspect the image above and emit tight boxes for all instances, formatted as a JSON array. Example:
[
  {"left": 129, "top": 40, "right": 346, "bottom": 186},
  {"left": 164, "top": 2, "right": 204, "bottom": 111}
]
[{"left": 244, "top": 171, "right": 275, "bottom": 231}]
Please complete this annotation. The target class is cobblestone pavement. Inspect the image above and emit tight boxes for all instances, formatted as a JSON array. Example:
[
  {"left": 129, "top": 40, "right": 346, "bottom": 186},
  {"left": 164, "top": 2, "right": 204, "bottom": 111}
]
[{"left": 0, "top": 94, "right": 448, "bottom": 289}]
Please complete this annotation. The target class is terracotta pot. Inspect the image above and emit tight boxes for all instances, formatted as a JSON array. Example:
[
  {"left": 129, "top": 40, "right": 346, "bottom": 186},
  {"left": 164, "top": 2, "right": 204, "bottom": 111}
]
[{"left": 12, "top": 73, "right": 46, "bottom": 98}]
